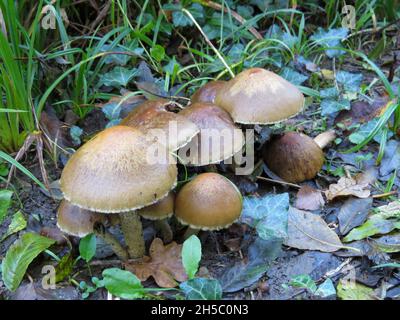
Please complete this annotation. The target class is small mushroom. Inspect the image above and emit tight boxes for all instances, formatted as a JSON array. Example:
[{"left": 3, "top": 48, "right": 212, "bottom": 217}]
[
  {"left": 215, "top": 68, "right": 304, "bottom": 124},
  {"left": 60, "top": 125, "right": 177, "bottom": 259},
  {"left": 175, "top": 173, "right": 242, "bottom": 239},
  {"left": 57, "top": 199, "right": 128, "bottom": 260},
  {"left": 191, "top": 81, "right": 226, "bottom": 104},
  {"left": 120, "top": 99, "right": 199, "bottom": 151},
  {"left": 262, "top": 130, "right": 336, "bottom": 183},
  {"left": 137, "top": 191, "right": 175, "bottom": 243},
  {"left": 179, "top": 102, "right": 244, "bottom": 166}
]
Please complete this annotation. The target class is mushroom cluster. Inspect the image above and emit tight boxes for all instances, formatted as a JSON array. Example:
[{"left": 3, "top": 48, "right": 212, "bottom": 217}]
[{"left": 57, "top": 66, "right": 327, "bottom": 261}]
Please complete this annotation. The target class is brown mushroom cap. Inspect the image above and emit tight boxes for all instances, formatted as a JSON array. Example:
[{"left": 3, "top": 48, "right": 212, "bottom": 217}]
[
  {"left": 215, "top": 68, "right": 304, "bottom": 124},
  {"left": 57, "top": 199, "right": 105, "bottom": 237},
  {"left": 60, "top": 125, "right": 177, "bottom": 213},
  {"left": 179, "top": 102, "right": 245, "bottom": 166},
  {"left": 262, "top": 132, "right": 324, "bottom": 183},
  {"left": 137, "top": 191, "right": 175, "bottom": 220},
  {"left": 175, "top": 173, "right": 242, "bottom": 230},
  {"left": 120, "top": 99, "right": 199, "bottom": 151},
  {"left": 191, "top": 81, "right": 226, "bottom": 104}
]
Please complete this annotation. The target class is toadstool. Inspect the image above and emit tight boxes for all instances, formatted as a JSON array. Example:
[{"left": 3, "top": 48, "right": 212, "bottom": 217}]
[
  {"left": 120, "top": 99, "right": 199, "bottom": 151},
  {"left": 137, "top": 191, "right": 175, "bottom": 243},
  {"left": 60, "top": 125, "right": 177, "bottom": 258},
  {"left": 57, "top": 199, "right": 128, "bottom": 260},
  {"left": 215, "top": 68, "right": 304, "bottom": 124},
  {"left": 262, "top": 130, "right": 336, "bottom": 183},
  {"left": 191, "top": 80, "right": 226, "bottom": 104},
  {"left": 179, "top": 102, "right": 244, "bottom": 166},
  {"left": 175, "top": 173, "right": 243, "bottom": 239}
]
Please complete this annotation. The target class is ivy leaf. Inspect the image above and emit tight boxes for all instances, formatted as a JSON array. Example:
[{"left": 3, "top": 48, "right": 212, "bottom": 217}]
[
  {"left": 241, "top": 193, "right": 289, "bottom": 240},
  {"left": 321, "top": 98, "right": 350, "bottom": 116},
  {"left": 182, "top": 235, "right": 202, "bottom": 279},
  {"left": 336, "top": 71, "right": 363, "bottom": 92},
  {"left": 69, "top": 125, "right": 83, "bottom": 146},
  {"left": 1, "top": 211, "right": 27, "bottom": 242},
  {"left": 150, "top": 45, "right": 165, "bottom": 62},
  {"left": 320, "top": 87, "right": 339, "bottom": 99},
  {"left": 180, "top": 278, "right": 222, "bottom": 300},
  {"left": 280, "top": 67, "right": 308, "bottom": 85},
  {"left": 79, "top": 234, "right": 97, "bottom": 263},
  {"left": 349, "top": 119, "right": 393, "bottom": 145},
  {"left": 102, "top": 101, "right": 122, "bottom": 120},
  {"left": 102, "top": 268, "right": 146, "bottom": 299},
  {"left": 289, "top": 274, "right": 317, "bottom": 293},
  {"left": 310, "top": 27, "right": 349, "bottom": 58},
  {"left": 0, "top": 189, "right": 13, "bottom": 224},
  {"left": 99, "top": 67, "right": 137, "bottom": 87},
  {"left": 2, "top": 233, "right": 55, "bottom": 291},
  {"left": 315, "top": 278, "right": 336, "bottom": 298}
]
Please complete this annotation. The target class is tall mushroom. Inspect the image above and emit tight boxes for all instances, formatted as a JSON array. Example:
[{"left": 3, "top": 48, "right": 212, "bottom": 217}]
[
  {"left": 179, "top": 102, "right": 244, "bottom": 166},
  {"left": 60, "top": 125, "right": 177, "bottom": 258},
  {"left": 215, "top": 68, "right": 304, "bottom": 124},
  {"left": 175, "top": 173, "right": 242, "bottom": 239},
  {"left": 120, "top": 99, "right": 199, "bottom": 151},
  {"left": 137, "top": 191, "right": 175, "bottom": 243},
  {"left": 57, "top": 199, "right": 128, "bottom": 260},
  {"left": 262, "top": 130, "right": 336, "bottom": 183}
]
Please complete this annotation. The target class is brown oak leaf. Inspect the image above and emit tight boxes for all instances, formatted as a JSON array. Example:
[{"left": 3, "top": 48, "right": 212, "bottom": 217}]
[
  {"left": 124, "top": 238, "right": 187, "bottom": 288},
  {"left": 295, "top": 185, "right": 325, "bottom": 211},
  {"left": 325, "top": 176, "right": 370, "bottom": 201}
]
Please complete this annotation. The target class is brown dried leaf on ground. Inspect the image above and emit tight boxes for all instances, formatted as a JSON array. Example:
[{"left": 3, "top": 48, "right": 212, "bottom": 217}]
[
  {"left": 124, "top": 238, "right": 187, "bottom": 288},
  {"left": 325, "top": 176, "right": 370, "bottom": 201},
  {"left": 295, "top": 185, "right": 325, "bottom": 211}
]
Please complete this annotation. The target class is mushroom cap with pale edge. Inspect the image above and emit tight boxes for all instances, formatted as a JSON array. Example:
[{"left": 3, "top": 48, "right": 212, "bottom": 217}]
[
  {"left": 179, "top": 102, "right": 245, "bottom": 166},
  {"left": 60, "top": 125, "right": 177, "bottom": 213},
  {"left": 191, "top": 81, "right": 226, "bottom": 104},
  {"left": 137, "top": 191, "right": 175, "bottom": 220},
  {"left": 57, "top": 199, "right": 105, "bottom": 237},
  {"left": 215, "top": 68, "right": 304, "bottom": 124},
  {"left": 120, "top": 99, "right": 199, "bottom": 151},
  {"left": 175, "top": 173, "right": 242, "bottom": 230},
  {"left": 262, "top": 132, "right": 324, "bottom": 183}
]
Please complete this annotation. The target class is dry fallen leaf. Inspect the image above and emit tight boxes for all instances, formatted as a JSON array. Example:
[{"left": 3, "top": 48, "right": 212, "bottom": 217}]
[
  {"left": 124, "top": 238, "right": 187, "bottom": 288},
  {"left": 295, "top": 185, "right": 325, "bottom": 211},
  {"left": 325, "top": 176, "right": 370, "bottom": 201},
  {"left": 284, "top": 207, "right": 344, "bottom": 252}
]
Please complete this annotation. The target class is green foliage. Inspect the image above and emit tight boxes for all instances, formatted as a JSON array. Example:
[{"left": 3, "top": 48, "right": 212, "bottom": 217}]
[
  {"left": 0, "top": 189, "right": 13, "bottom": 224},
  {"left": 182, "top": 235, "right": 202, "bottom": 279},
  {"left": 79, "top": 233, "right": 97, "bottom": 263},
  {"left": 1, "top": 232, "right": 55, "bottom": 291},
  {"left": 180, "top": 278, "right": 222, "bottom": 300},
  {"left": 102, "top": 268, "right": 147, "bottom": 299}
]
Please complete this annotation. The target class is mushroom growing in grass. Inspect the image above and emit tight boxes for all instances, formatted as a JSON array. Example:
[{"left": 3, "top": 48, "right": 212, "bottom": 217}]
[
  {"left": 175, "top": 173, "right": 242, "bottom": 239},
  {"left": 57, "top": 199, "right": 129, "bottom": 261},
  {"left": 179, "top": 102, "right": 245, "bottom": 166},
  {"left": 262, "top": 130, "right": 336, "bottom": 183},
  {"left": 191, "top": 80, "right": 226, "bottom": 104},
  {"left": 60, "top": 125, "right": 177, "bottom": 259},
  {"left": 120, "top": 99, "right": 199, "bottom": 152},
  {"left": 137, "top": 191, "right": 175, "bottom": 243},
  {"left": 215, "top": 68, "right": 304, "bottom": 124}
]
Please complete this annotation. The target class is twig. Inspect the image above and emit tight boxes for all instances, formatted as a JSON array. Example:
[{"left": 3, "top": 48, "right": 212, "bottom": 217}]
[
  {"left": 195, "top": 0, "right": 263, "bottom": 40},
  {"left": 372, "top": 191, "right": 398, "bottom": 199},
  {"left": 182, "top": 8, "right": 235, "bottom": 79},
  {"left": 256, "top": 176, "right": 301, "bottom": 189}
]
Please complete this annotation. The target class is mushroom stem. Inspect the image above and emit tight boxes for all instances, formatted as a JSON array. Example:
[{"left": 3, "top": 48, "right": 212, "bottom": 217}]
[
  {"left": 93, "top": 224, "right": 129, "bottom": 261},
  {"left": 119, "top": 211, "right": 145, "bottom": 259},
  {"left": 313, "top": 130, "right": 336, "bottom": 149},
  {"left": 154, "top": 219, "right": 173, "bottom": 243},
  {"left": 183, "top": 227, "right": 200, "bottom": 240}
]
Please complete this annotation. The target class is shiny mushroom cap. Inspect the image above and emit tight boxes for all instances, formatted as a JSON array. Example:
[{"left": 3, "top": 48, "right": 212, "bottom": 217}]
[
  {"left": 60, "top": 125, "right": 177, "bottom": 213},
  {"left": 191, "top": 81, "right": 226, "bottom": 104},
  {"left": 262, "top": 131, "right": 324, "bottom": 183},
  {"left": 175, "top": 173, "right": 242, "bottom": 230},
  {"left": 179, "top": 102, "right": 245, "bottom": 166},
  {"left": 120, "top": 99, "right": 199, "bottom": 151},
  {"left": 215, "top": 68, "right": 304, "bottom": 124},
  {"left": 57, "top": 199, "right": 105, "bottom": 237},
  {"left": 137, "top": 191, "right": 175, "bottom": 220}
]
